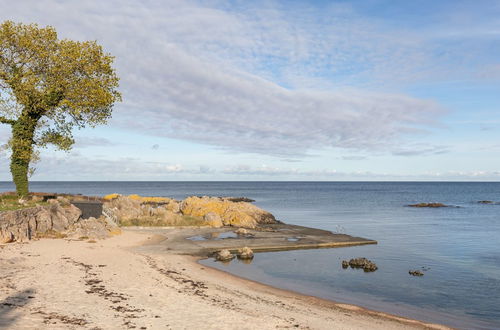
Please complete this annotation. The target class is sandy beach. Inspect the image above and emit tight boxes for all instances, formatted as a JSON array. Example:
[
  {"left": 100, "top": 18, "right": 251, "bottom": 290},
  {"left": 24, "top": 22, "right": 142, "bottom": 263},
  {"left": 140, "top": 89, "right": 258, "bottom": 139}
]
[{"left": 0, "top": 230, "right": 451, "bottom": 329}]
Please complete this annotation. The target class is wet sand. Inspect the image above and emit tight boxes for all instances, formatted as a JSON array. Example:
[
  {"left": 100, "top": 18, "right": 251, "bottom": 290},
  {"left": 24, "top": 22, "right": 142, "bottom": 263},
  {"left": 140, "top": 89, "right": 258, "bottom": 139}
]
[{"left": 0, "top": 229, "right": 450, "bottom": 329}]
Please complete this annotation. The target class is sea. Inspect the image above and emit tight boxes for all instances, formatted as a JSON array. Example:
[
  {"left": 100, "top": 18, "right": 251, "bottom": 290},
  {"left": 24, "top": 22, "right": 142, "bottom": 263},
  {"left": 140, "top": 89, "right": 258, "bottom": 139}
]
[{"left": 1, "top": 181, "right": 499, "bottom": 329}]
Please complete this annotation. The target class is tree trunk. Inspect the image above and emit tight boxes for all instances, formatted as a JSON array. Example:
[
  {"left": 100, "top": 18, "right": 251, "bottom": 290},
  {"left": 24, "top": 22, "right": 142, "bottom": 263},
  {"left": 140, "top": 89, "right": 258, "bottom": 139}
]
[{"left": 9, "top": 115, "right": 37, "bottom": 197}]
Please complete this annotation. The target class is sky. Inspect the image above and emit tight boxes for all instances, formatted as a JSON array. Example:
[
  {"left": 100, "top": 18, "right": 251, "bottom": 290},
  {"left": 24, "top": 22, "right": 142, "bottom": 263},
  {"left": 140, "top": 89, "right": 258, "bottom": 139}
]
[{"left": 0, "top": 0, "right": 499, "bottom": 181}]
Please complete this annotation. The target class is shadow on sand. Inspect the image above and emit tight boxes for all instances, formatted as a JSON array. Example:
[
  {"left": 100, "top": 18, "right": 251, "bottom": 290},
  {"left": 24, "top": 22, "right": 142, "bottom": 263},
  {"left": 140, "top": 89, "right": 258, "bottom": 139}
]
[{"left": 0, "top": 288, "right": 35, "bottom": 328}]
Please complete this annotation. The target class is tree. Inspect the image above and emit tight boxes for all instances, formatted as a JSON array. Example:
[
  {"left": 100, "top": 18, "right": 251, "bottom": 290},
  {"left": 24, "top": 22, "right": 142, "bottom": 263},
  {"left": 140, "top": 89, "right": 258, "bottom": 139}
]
[{"left": 0, "top": 21, "right": 120, "bottom": 196}]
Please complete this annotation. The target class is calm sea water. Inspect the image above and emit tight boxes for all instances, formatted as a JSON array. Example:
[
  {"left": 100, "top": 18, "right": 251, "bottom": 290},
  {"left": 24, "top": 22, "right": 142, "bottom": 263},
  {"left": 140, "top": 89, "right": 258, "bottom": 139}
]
[{"left": 1, "top": 181, "right": 499, "bottom": 329}]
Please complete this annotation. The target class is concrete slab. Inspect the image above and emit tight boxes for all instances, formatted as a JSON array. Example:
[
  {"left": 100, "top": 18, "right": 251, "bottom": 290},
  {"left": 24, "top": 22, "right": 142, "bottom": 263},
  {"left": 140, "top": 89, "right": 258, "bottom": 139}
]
[{"left": 129, "top": 224, "right": 377, "bottom": 257}]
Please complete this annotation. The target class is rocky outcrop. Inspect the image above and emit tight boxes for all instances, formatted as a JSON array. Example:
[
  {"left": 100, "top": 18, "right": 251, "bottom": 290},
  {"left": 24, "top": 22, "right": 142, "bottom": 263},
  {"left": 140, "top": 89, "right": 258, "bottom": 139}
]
[
  {"left": 0, "top": 200, "right": 122, "bottom": 243},
  {"left": 215, "top": 249, "right": 235, "bottom": 262},
  {"left": 0, "top": 202, "right": 81, "bottom": 243},
  {"left": 342, "top": 258, "right": 378, "bottom": 272},
  {"left": 180, "top": 196, "right": 276, "bottom": 228},
  {"left": 102, "top": 196, "right": 205, "bottom": 227}
]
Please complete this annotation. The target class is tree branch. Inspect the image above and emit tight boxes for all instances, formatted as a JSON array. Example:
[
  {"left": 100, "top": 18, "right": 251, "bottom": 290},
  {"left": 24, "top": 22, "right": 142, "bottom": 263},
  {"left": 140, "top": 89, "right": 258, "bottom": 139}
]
[{"left": 0, "top": 116, "right": 16, "bottom": 125}]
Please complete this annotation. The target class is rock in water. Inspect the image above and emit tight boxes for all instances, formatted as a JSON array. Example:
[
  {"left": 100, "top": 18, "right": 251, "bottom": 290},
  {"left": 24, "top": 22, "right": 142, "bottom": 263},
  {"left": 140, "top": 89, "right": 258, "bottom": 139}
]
[
  {"left": 407, "top": 203, "right": 449, "bottom": 208},
  {"left": 237, "top": 247, "right": 254, "bottom": 260},
  {"left": 345, "top": 258, "right": 378, "bottom": 272},
  {"left": 409, "top": 270, "right": 424, "bottom": 276},
  {"left": 215, "top": 249, "right": 235, "bottom": 262},
  {"left": 342, "top": 260, "right": 349, "bottom": 269}
]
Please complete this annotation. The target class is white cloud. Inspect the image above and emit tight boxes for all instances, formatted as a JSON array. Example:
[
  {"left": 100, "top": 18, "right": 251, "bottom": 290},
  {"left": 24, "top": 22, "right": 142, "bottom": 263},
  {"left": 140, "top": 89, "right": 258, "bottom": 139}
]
[{"left": 1, "top": 0, "right": 496, "bottom": 159}]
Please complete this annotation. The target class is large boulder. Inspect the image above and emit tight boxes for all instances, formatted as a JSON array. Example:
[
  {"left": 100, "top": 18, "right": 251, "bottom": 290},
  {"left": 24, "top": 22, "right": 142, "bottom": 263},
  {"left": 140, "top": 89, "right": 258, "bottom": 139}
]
[
  {"left": 180, "top": 196, "right": 276, "bottom": 228},
  {"left": 0, "top": 202, "right": 82, "bottom": 243},
  {"left": 237, "top": 247, "right": 254, "bottom": 260},
  {"left": 68, "top": 216, "right": 121, "bottom": 239},
  {"left": 215, "top": 249, "right": 235, "bottom": 262}
]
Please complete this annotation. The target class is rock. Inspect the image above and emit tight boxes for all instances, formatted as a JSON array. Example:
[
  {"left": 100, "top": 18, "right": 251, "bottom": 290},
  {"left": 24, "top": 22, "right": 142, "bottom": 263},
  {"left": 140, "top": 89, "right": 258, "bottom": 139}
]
[
  {"left": 0, "top": 202, "right": 82, "bottom": 243},
  {"left": 56, "top": 196, "right": 70, "bottom": 206},
  {"left": 180, "top": 196, "right": 276, "bottom": 228},
  {"left": 409, "top": 270, "right": 424, "bottom": 276},
  {"left": 235, "top": 228, "right": 248, "bottom": 235},
  {"left": 204, "top": 212, "right": 223, "bottom": 228},
  {"left": 102, "top": 196, "right": 142, "bottom": 224},
  {"left": 478, "top": 200, "right": 494, "bottom": 204},
  {"left": 30, "top": 195, "right": 44, "bottom": 203},
  {"left": 67, "top": 216, "right": 121, "bottom": 240},
  {"left": 166, "top": 200, "right": 181, "bottom": 213},
  {"left": 215, "top": 249, "right": 235, "bottom": 262},
  {"left": 407, "top": 203, "right": 449, "bottom": 208},
  {"left": 237, "top": 247, "right": 254, "bottom": 260},
  {"left": 345, "top": 258, "right": 378, "bottom": 272},
  {"left": 224, "top": 197, "right": 255, "bottom": 203},
  {"left": 342, "top": 260, "right": 349, "bottom": 269}
]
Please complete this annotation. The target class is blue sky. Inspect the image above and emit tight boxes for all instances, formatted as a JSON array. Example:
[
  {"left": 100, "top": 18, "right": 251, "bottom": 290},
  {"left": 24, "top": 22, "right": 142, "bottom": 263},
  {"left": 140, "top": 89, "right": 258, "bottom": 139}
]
[{"left": 0, "top": 0, "right": 499, "bottom": 181}]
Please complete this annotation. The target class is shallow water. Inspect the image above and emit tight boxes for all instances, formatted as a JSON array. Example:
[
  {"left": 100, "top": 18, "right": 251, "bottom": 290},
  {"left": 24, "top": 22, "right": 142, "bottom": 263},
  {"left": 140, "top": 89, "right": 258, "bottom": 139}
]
[{"left": 2, "top": 181, "right": 499, "bottom": 329}]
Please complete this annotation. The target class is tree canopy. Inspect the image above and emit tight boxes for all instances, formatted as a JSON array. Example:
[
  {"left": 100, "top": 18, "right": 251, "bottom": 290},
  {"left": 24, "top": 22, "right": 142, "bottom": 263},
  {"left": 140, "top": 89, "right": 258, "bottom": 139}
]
[{"left": 0, "top": 21, "right": 121, "bottom": 196}]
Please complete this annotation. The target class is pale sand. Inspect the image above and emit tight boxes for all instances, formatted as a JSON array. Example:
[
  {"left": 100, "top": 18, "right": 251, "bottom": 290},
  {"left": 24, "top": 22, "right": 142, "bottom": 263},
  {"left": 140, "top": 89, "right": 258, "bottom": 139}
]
[{"left": 0, "top": 230, "right": 451, "bottom": 329}]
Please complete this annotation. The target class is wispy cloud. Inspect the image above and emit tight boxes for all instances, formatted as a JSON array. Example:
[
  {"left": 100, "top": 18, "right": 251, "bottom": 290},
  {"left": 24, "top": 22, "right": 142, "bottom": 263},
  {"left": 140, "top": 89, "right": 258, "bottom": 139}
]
[{"left": 1, "top": 0, "right": 498, "bottom": 161}]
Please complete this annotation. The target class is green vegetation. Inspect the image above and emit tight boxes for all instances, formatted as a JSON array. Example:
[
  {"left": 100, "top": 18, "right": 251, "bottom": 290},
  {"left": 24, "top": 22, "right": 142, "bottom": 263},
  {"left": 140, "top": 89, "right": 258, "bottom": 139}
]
[
  {"left": 119, "top": 215, "right": 206, "bottom": 227},
  {"left": 0, "top": 21, "right": 120, "bottom": 196},
  {"left": 0, "top": 194, "right": 46, "bottom": 211}
]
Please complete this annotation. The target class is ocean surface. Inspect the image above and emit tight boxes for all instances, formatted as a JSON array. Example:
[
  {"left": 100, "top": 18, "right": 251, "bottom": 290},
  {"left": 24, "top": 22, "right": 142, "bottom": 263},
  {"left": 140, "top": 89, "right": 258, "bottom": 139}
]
[{"left": 1, "top": 181, "right": 499, "bottom": 329}]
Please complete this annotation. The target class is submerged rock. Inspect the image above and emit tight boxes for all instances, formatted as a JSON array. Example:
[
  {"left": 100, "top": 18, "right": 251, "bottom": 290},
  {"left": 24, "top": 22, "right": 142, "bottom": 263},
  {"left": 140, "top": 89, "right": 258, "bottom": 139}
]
[
  {"left": 215, "top": 249, "right": 235, "bottom": 262},
  {"left": 409, "top": 270, "right": 424, "bottom": 276},
  {"left": 407, "top": 203, "right": 449, "bottom": 208},
  {"left": 237, "top": 247, "right": 254, "bottom": 260},
  {"left": 342, "top": 258, "right": 378, "bottom": 272}
]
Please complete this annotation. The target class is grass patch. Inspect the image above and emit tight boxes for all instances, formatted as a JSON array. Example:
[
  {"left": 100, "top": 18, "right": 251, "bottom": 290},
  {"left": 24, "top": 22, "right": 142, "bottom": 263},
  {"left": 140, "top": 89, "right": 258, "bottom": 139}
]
[
  {"left": 119, "top": 215, "right": 206, "bottom": 227},
  {"left": 0, "top": 194, "right": 48, "bottom": 212}
]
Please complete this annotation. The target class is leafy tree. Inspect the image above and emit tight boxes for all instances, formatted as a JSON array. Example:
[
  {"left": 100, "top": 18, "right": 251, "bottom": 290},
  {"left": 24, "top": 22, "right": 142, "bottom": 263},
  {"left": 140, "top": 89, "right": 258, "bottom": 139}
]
[{"left": 0, "top": 21, "right": 120, "bottom": 196}]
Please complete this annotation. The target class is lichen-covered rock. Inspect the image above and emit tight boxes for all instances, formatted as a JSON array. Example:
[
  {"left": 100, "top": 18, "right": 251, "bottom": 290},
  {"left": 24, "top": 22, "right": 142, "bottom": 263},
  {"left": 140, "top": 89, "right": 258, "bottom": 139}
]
[
  {"left": 166, "top": 200, "right": 181, "bottom": 213},
  {"left": 204, "top": 212, "right": 223, "bottom": 228},
  {"left": 237, "top": 247, "right": 254, "bottom": 260},
  {"left": 180, "top": 196, "right": 276, "bottom": 228},
  {"left": 215, "top": 249, "right": 235, "bottom": 262},
  {"left": 0, "top": 202, "right": 82, "bottom": 243},
  {"left": 103, "top": 196, "right": 142, "bottom": 223}
]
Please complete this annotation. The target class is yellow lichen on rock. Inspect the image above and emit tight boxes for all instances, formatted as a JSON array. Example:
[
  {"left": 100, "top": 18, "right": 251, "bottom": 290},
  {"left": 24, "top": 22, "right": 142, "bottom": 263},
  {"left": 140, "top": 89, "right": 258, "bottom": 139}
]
[
  {"left": 103, "top": 194, "right": 173, "bottom": 204},
  {"left": 180, "top": 196, "right": 276, "bottom": 228},
  {"left": 127, "top": 194, "right": 172, "bottom": 204},
  {"left": 103, "top": 193, "right": 121, "bottom": 200}
]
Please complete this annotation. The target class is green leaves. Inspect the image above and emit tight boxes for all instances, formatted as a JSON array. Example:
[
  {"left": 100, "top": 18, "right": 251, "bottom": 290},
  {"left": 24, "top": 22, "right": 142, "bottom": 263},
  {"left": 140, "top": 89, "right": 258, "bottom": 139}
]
[{"left": 0, "top": 20, "right": 121, "bottom": 195}]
